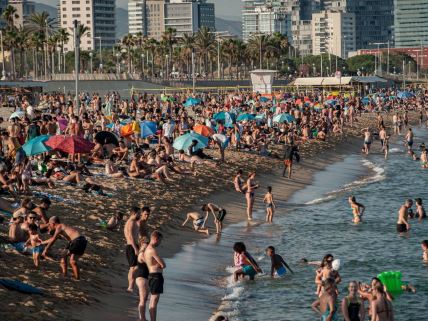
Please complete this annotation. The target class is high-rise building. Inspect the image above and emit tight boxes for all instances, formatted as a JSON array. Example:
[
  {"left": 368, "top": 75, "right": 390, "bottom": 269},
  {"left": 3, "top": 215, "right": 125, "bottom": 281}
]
[
  {"left": 59, "top": 0, "right": 116, "bottom": 52},
  {"left": 8, "top": 0, "right": 35, "bottom": 28},
  {"left": 322, "top": 0, "right": 393, "bottom": 49},
  {"left": 286, "top": 0, "right": 315, "bottom": 56},
  {"left": 312, "top": 10, "right": 356, "bottom": 58},
  {"left": 0, "top": 0, "right": 7, "bottom": 28},
  {"left": 128, "top": 0, "right": 146, "bottom": 35},
  {"left": 242, "top": 0, "right": 291, "bottom": 43},
  {"left": 394, "top": 0, "right": 428, "bottom": 48}
]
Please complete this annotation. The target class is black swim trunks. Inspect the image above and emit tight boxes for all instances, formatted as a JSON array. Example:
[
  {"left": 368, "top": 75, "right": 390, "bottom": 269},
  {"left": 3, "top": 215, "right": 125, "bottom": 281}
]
[
  {"left": 126, "top": 244, "right": 138, "bottom": 267},
  {"left": 135, "top": 261, "right": 149, "bottom": 279},
  {"left": 215, "top": 209, "right": 227, "bottom": 222},
  {"left": 396, "top": 224, "right": 407, "bottom": 233},
  {"left": 67, "top": 236, "right": 87, "bottom": 256},
  {"left": 148, "top": 272, "right": 164, "bottom": 295}
]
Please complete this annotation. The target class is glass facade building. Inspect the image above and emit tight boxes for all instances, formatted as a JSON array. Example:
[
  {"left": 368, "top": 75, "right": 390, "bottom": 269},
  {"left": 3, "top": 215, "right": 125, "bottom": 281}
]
[{"left": 394, "top": 0, "right": 428, "bottom": 48}]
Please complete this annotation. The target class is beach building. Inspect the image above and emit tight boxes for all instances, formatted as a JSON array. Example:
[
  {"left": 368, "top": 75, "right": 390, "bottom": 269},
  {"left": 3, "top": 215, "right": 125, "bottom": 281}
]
[
  {"left": 59, "top": 0, "right": 116, "bottom": 52},
  {"left": 8, "top": 0, "right": 35, "bottom": 28},
  {"left": 394, "top": 0, "right": 428, "bottom": 48},
  {"left": 311, "top": 10, "right": 356, "bottom": 58}
]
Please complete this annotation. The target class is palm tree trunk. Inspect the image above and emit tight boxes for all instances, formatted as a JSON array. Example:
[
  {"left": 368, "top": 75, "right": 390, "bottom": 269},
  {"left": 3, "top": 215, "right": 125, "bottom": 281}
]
[{"left": 11, "top": 48, "right": 16, "bottom": 80}]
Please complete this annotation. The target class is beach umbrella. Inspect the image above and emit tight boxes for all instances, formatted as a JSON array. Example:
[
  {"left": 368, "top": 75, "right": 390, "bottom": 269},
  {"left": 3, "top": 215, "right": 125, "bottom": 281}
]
[
  {"left": 161, "top": 94, "right": 168, "bottom": 102},
  {"left": 273, "top": 113, "right": 295, "bottom": 123},
  {"left": 173, "top": 131, "right": 209, "bottom": 151},
  {"left": 120, "top": 123, "right": 134, "bottom": 137},
  {"left": 211, "top": 133, "right": 229, "bottom": 148},
  {"left": 313, "top": 104, "right": 324, "bottom": 110},
  {"left": 57, "top": 118, "right": 68, "bottom": 131},
  {"left": 361, "top": 97, "right": 370, "bottom": 105},
  {"left": 260, "top": 96, "right": 269, "bottom": 103},
  {"left": 46, "top": 135, "right": 95, "bottom": 154},
  {"left": 139, "top": 121, "right": 157, "bottom": 138},
  {"left": 22, "top": 135, "right": 51, "bottom": 156},
  {"left": 9, "top": 111, "right": 25, "bottom": 120},
  {"left": 193, "top": 125, "right": 214, "bottom": 137},
  {"left": 184, "top": 97, "right": 201, "bottom": 107},
  {"left": 237, "top": 113, "right": 255, "bottom": 122},
  {"left": 397, "top": 91, "right": 414, "bottom": 99},
  {"left": 324, "top": 99, "right": 338, "bottom": 106},
  {"left": 213, "top": 111, "right": 236, "bottom": 123},
  {"left": 94, "top": 131, "right": 119, "bottom": 146},
  {"left": 255, "top": 114, "right": 266, "bottom": 120}
]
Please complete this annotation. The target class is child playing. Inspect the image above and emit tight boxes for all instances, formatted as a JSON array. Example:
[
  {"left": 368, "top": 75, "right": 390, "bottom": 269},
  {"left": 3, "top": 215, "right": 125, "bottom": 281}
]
[
  {"left": 263, "top": 186, "right": 276, "bottom": 223},
  {"left": 421, "top": 240, "right": 428, "bottom": 262},
  {"left": 233, "top": 242, "right": 262, "bottom": 281},
  {"left": 25, "top": 224, "right": 44, "bottom": 268},
  {"left": 266, "top": 246, "right": 293, "bottom": 278}
]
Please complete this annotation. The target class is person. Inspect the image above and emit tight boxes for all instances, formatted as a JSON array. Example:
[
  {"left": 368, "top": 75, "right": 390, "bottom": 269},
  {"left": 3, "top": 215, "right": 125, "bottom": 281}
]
[
  {"left": 144, "top": 231, "right": 166, "bottom": 321},
  {"left": 181, "top": 211, "right": 209, "bottom": 235},
  {"left": 315, "top": 254, "right": 341, "bottom": 296},
  {"left": 415, "top": 198, "right": 426, "bottom": 221},
  {"left": 106, "top": 212, "right": 124, "bottom": 231},
  {"left": 233, "top": 169, "right": 247, "bottom": 193},
  {"left": 233, "top": 241, "right": 261, "bottom": 281},
  {"left": 265, "top": 246, "right": 293, "bottom": 277},
  {"left": 341, "top": 281, "right": 365, "bottom": 321},
  {"left": 348, "top": 196, "right": 365, "bottom": 223},
  {"left": 361, "top": 128, "right": 372, "bottom": 155},
  {"left": 421, "top": 148, "right": 428, "bottom": 168},
  {"left": 263, "top": 186, "right": 276, "bottom": 223},
  {"left": 135, "top": 237, "right": 150, "bottom": 321},
  {"left": 42, "top": 216, "right": 87, "bottom": 279},
  {"left": 25, "top": 223, "right": 44, "bottom": 268},
  {"left": 396, "top": 199, "right": 412, "bottom": 233},
  {"left": 311, "top": 278, "right": 338, "bottom": 321},
  {"left": 202, "top": 203, "right": 226, "bottom": 234},
  {"left": 421, "top": 240, "right": 428, "bottom": 262},
  {"left": 283, "top": 143, "right": 297, "bottom": 179},
  {"left": 246, "top": 172, "right": 259, "bottom": 221},
  {"left": 138, "top": 206, "right": 151, "bottom": 240},
  {"left": 214, "top": 316, "right": 229, "bottom": 321},
  {"left": 405, "top": 128, "right": 414, "bottom": 151},
  {"left": 383, "top": 135, "right": 390, "bottom": 159},
  {"left": 371, "top": 284, "right": 394, "bottom": 321},
  {"left": 124, "top": 207, "right": 141, "bottom": 292}
]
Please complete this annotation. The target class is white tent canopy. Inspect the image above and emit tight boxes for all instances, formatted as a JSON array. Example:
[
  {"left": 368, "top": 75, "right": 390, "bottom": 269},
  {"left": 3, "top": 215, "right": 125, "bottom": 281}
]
[{"left": 292, "top": 76, "right": 387, "bottom": 87}]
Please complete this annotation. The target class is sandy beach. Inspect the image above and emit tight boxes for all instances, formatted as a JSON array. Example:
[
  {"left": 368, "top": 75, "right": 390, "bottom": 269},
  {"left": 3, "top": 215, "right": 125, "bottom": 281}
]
[{"left": 0, "top": 107, "right": 414, "bottom": 321}]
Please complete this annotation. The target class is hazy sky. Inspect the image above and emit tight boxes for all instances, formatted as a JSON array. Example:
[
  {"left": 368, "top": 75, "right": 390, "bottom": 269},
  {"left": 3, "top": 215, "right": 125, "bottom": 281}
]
[{"left": 36, "top": 0, "right": 243, "bottom": 20}]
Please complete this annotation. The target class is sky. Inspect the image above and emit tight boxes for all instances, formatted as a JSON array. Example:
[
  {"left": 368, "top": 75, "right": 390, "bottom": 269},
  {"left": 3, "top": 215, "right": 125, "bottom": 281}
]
[{"left": 36, "top": 0, "right": 243, "bottom": 20}]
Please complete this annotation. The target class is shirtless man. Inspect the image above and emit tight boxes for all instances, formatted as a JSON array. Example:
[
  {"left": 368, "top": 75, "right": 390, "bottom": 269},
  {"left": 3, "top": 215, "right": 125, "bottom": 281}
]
[
  {"left": 202, "top": 203, "right": 226, "bottom": 234},
  {"left": 138, "top": 206, "right": 151, "bottom": 239},
  {"left": 33, "top": 197, "right": 51, "bottom": 232},
  {"left": 405, "top": 128, "right": 414, "bottom": 151},
  {"left": 124, "top": 207, "right": 141, "bottom": 292},
  {"left": 379, "top": 127, "right": 387, "bottom": 149},
  {"left": 397, "top": 199, "right": 412, "bottom": 233},
  {"left": 144, "top": 231, "right": 166, "bottom": 321},
  {"left": 43, "top": 216, "right": 87, "bottom": 279},
  {"left": 362, "top": 128, "right": 372, "bottom": 155},
  {"left": 8, "top": 212, "right": 28, "bottom": 253},
  {"left": 181, "top": 211, "right": 209, "bottom": 235},
  {"left": 312, "top": 278, "right": 338, "bottom": 321}
]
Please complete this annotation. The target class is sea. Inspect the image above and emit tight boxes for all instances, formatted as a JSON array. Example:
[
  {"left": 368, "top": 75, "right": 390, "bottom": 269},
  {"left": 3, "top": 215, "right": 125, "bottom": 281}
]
[{"left": 155, "top": 127, "right": 428, "bottom": 321}]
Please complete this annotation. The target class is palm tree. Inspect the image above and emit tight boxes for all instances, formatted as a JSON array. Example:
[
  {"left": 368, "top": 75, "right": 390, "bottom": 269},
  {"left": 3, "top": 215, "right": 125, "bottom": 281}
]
[
  {"left": 194, "top": 27, "right": 215, "bottom": 76},
  {"left": 248, "top": 33, "right": 270, "bottom": 69},
  {"left": 143, "top": 38, "right": 158, "bottom": 77},
  {"left": 2, "top": 5, "right": 19, "bottom": 78},
  {"left": 57, "top": 28, "right": 70, "bottom": 73},
  {"left": 179, "top": 33, "right": 195, "bottom": 76},
  {"left": 2, "top": 5, "right": 18, "bottom": 29},
  {"left": 121, "top": 34, "right": 135, "bottom": 73}
]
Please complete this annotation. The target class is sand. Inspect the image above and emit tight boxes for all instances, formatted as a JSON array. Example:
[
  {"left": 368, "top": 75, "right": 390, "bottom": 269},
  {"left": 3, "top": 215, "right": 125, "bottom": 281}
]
[{"left": 0, "top": 110, "right": 421, "bottom": 321}]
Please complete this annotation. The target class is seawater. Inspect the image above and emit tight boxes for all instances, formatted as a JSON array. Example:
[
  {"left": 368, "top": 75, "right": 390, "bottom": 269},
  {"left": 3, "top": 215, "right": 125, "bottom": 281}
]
[{"left": 157, "top": 127, "right": 428, "bottom": 321}]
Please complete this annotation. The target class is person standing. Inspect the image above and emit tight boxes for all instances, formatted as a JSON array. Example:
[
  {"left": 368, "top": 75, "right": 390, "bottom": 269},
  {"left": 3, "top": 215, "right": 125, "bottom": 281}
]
[
  {"left": 371, "top": 285, "right": 394, "bottom": 321},
  {"left": 405, "top": 128, "right": 414, "bottom": 151},
  {"left": 312, "top": 278, "right": 338, "bottom": 321},
  {"left": 145, "top": 231, "right": 166, "bottom": 321},
  {"left": 348, "top": 196, "right": 365, "bottom": 224},
  {"left": 397, "top": 199, "right": 412, "bottom": 233},
  {"left": 361, "top": 128, "right": 372, "bottom": 155},
  {"left": 124, "top": 207, "right": 141, "bottom": 292},
  {"left": 136, "top": 238, "right": 150, "bottom": 321},
  {"left": 341, "top": 281, "right": 365, "bottom": 321},
  {"left": 283, "top": 143, "right": 297, "bottom": 179},
  {"left": 246, "top": 172, "right": 259, "bottom": 221}
]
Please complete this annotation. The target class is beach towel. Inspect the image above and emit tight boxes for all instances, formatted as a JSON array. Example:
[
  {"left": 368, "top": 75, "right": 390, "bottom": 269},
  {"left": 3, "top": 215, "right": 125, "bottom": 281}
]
[{"left": 0, "top": 279, "right": 43, "bottom": 295}]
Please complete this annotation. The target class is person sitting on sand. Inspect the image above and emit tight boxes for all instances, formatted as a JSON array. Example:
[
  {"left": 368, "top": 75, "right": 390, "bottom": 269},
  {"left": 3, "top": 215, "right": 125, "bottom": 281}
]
[
  {"left": 266, "top": 246, "right": 293, "bottom": 278},
  {"left": 233, "top": 241, "right": 262, "bottom": 282},
  {"left": 112, "top": 140, "right": 129, "bottom": 162},
  {"left": 182, "top": 211, "right": 209, "bottom": 235},
  {"left": 8, "top": 211, "right": 28, "bottom": 251},
  {"left": 43, "top": 216, "right": 87, "bottom": 279},
  {"left": 106, "top": 212, "right": 124, "bottom": 231},
  {"left": 105, "top": 155, "right": 124, "bottom": 178}
]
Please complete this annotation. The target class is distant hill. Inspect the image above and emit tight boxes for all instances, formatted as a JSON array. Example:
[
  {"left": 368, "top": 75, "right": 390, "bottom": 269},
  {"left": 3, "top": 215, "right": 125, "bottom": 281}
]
[{"left": 215, "top": 17, "right": 242, "bottom": 37}]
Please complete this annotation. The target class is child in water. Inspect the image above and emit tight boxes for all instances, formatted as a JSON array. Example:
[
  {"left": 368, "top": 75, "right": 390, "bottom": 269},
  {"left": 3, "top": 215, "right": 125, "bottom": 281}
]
[
  {"left": 421, "top": 240, "right": 428, "bottom": 262},
  {"left": 266, "top": 246, "right": 293, "bottom": 277},
  {"left": 263, "top": 186, "right": 276, "bottom": 223},
  {"left": 233, "top": 242, "right": 262, "bottom": 281},
  {"left": 25, "top": 223, "right": 44, "bottom": 267}
]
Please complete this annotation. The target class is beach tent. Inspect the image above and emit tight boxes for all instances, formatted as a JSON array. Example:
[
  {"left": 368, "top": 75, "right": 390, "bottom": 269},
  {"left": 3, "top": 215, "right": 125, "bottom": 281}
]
[
  {"left": 397, "top": 91, "right": 415, "bottom": 99},
  {"left": 173, "top": 131, "right": 209, "bottom": 151},
  {"left": 120, "top": 123, "right": 134, "bottom": 137},
  {"left": 9, "top": 111, "right": 25, "bottom": 120}
]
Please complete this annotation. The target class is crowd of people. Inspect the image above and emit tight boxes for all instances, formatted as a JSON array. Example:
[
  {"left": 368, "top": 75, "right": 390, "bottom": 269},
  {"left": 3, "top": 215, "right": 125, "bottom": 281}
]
[{"left": 1, "top": 86, "right": 427, "bottom": 321}]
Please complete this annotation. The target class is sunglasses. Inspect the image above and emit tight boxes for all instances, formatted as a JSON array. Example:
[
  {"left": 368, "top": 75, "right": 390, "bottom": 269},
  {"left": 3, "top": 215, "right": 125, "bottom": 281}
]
[{"left": 28, "top": 216, "right": 37, "bottom": 219}]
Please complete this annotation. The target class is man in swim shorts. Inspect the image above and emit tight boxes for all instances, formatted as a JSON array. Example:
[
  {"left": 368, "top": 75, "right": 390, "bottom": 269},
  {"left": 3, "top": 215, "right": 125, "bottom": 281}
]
[
  {"left": 397, "top": 199, "right": 412, "bottom": 233},
  {"left": 182, "top": 211, "right": 209, "bottom": 235},
  {"left": 202, "top": 203, "right": 226, "bottom": 234},
  {"left": 43, "top": 216, "right": 87, "bottom": 279},
  {"left": 124, "top": 207, "right": 141, "bottom": 292},
  {"left": 266, "top": 246, "right": 293, "bottom": 277},
  {"left": 144, "top": 231, "right": 165, "bottom": 321},
  {"left": 361, "top": 128, "right": 372, "bottom": 155},
  {"left": 312, "top": 278, "right": 338, "bottom": 321},
  {"left": 405, "top": 128, "right": 414, "bottom": 151}
]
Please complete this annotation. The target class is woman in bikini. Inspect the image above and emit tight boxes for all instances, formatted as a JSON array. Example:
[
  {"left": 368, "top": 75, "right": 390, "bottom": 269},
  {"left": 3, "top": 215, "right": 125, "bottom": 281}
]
[
  {"left": 371, "top": 285, "right": 394, "bottom": 321},
  {"left": 348, "top": 196, "right": 365, "bottom": 223},
  {"left": 245, "top": 172, "right": 259, "bottom": 221}
]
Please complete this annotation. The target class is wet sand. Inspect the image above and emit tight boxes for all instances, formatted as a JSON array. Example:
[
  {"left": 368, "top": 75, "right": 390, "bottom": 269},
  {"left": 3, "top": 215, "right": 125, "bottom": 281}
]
[{"left": 0, "top": 111, "right": 419, "bottom": 321}]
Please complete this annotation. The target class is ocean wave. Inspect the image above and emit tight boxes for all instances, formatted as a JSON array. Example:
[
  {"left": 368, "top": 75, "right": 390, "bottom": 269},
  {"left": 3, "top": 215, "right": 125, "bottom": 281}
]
[{"left": 304, "top": 160, "right": 386, "bottom": 205}]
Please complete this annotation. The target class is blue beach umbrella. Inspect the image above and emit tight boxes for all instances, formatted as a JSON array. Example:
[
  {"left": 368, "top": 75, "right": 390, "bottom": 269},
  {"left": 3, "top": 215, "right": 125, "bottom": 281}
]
[
  {"left": 260, "top": 96, "right": 269, "bottom": 103},
  {"left": 237, "top": 113, "right": 255, "bottom": 122},
  {"left": 255, "top": 114, "right": 266, "bottom": 120},
  {"left": 361, "top": 97, "right": 370, "bottom": 105},
  {"left": 184, "top": 97, "right": 201, "bottom": 107},
  {"left": 139, "top": 121, "right": 157, "bottom": 138},
  {"left": 173, "top": 131, "right": 209, "bottom": 151},
  {"left": 9, "top": 111, "right": 25, "bottom": 120},
  {"left": 22, "top": 135, "right": 51, "bottom": 156},
  {"left": 273, "top": 113, "right": 295, "bottom": 123},
  {"left": 324, "top": 99, "right": 338, "bottom": 106},
  {"left": 213, "top": 111, "right": 236, "bottom": 122},
  {"left": 397, "top": 91, "right": 415, "bottom": 99}
]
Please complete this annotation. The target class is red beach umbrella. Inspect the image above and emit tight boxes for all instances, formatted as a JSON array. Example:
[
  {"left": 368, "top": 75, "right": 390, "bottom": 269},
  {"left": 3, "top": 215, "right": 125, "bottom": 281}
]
[{"left": 46, "top": 135, "right": 95, "bottom": 154}]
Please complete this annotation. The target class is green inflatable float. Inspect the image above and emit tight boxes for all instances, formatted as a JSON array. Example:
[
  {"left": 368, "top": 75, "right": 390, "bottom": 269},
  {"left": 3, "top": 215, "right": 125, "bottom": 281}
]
[{"left": 377, "top": 271, "right": 403, "bottom": 294}]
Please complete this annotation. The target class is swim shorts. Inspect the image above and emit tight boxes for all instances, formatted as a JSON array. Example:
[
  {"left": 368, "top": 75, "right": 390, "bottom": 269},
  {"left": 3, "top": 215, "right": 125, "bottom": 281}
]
[
  {"left": 242, "top": 265, "right": 257, "bottom": 278},
  {"left": 284, "top": 159, "right": 292, "bottom": 166},
  {"left": 193, "top": 218, "right": 204, "bottom": 229},
  {"left": 276, "top": 266, "right": 287, "bottom": 277},
  {"left": 67, "top": 236, "right": 87, "bottom": 256},
  {"left": 148, "top": 273, "right": 164, "bottom": 295},
  {"left": 135, "top": 262, "right": 149, "bottom": 279},
  {"left": 216, "top": 209, "right": 227, "bottom": 222},
  {"left": 126, "top": 244, "right": 138, "bottom": 267},
  {"left": 396, "top": 224, "right": 407, "bottom": 233},
  {"left": 32, "top": 244, "right": 45, "bottom": 254}
]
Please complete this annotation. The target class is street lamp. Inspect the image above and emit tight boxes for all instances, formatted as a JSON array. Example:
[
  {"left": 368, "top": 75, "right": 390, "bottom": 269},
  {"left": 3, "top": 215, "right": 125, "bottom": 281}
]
[
  {"left": 116, "top": 52, "right": 120, "bottom": 74},
  {"left": 312, "top": 63, "right": 316, "bottom": 76},
  {"left": 141, "top": 53, "right": 145, "bottom": 78},
  {"left": 165, "top": 54, "right": 169, "bottom": 80},
  {"left": 326, "top": 66, "right": 330, "bottom": 77},
  {"left": 89, "top": 52, "right": 93, "bottom": 74}
]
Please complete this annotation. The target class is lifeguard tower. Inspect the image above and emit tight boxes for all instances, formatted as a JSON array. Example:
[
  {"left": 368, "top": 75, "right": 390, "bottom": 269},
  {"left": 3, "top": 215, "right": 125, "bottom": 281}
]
[{"left": 250, "top": 69, "right": 277, "bottom": 94}]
